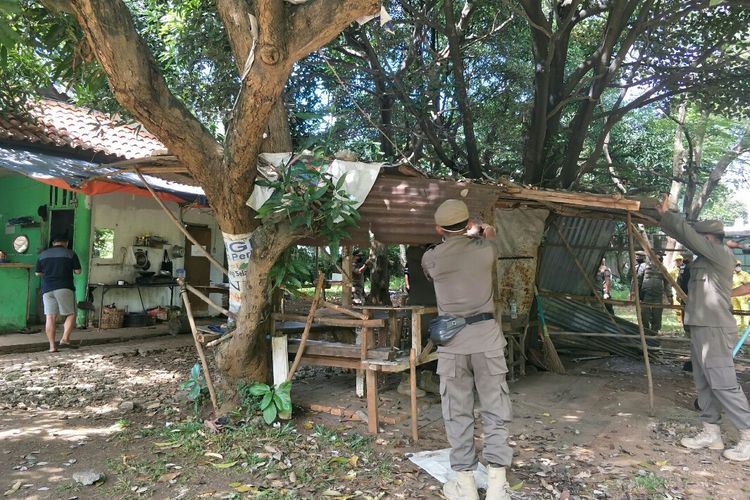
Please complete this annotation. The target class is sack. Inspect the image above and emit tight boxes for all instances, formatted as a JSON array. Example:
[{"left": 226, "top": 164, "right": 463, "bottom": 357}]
[
  {"left": 160, "top": 249, "right": 173, "bottom": 275},
  {"left": 429, "top": 316, "right": 467, "bottom": 346}
]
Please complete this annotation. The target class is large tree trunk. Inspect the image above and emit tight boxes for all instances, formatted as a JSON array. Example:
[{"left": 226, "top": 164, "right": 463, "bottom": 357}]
[{"left": 215, "top": 223, "right": 298, "bottom": 384}]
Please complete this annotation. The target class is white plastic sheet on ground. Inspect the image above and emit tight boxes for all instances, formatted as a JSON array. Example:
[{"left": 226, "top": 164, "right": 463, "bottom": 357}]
[{"left": 406, "top": 448, "right": 488, "bottom": 490}]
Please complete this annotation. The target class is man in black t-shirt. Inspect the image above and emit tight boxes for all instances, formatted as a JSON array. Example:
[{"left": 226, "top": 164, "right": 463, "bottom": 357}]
[{"left": 36, "top": 234, "right": 81, "bottom": 352}]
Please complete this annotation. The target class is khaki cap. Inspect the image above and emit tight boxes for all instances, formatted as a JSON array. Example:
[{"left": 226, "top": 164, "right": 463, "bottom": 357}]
[
  {"left": 674, "top": 255, "right": 684, "bottom": 261},
  {"left": 691, "top": 219, "right": 724, "bottom": 235},
  {"left": 435, "top": 199, "right": 469, "bottom": 227},
  {"left": 737, "top": 260, "right": 743, "bottom": 265}
]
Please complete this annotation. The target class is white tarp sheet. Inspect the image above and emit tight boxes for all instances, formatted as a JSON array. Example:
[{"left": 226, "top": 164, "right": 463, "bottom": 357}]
[{"left": 406, "top": 448, "right": 488, "bottom": 490}]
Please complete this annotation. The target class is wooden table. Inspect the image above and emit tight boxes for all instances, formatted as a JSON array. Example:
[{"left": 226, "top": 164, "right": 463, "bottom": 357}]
[{"left": 271, "top": 305, "right": 438, "bottom": 437}]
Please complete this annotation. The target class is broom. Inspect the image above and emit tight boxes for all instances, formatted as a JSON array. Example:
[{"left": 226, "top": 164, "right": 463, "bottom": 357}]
[{"left": 534, "top": 287, "right": 565, "bottom": 374}]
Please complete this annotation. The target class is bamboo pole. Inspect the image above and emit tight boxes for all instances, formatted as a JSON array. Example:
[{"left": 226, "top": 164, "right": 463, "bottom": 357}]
[
  {"left": 286, "top": 273, "right": 326, "bottom": 382},
  {"left": 553, "top": 220, "right": 628, "bottom": 335},
  {"left": 183, "top": 283, "right": 235, "bottom": 319},
  {"left": 628, "top": 222, "right": 687, "bottom": 302},
  {"left": 627, "top": 212, "right": 655, "bottom": 415},
  {"left": 409, "top": 349, "right": 418, "bottom": 442},
  {"left": 179, "top": 282, "right": 219, "bottom": 415},
  {"left": 547, "top": 331, "right": 690, "bottom": 341},
  {"left": 135, "top": 169, "right": 229, "bottom": 277}
]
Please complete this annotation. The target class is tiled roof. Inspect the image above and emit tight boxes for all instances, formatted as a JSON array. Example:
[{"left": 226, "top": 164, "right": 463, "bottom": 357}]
[{"left": 0, "top": 98, "right": 165, "bottom": 161}]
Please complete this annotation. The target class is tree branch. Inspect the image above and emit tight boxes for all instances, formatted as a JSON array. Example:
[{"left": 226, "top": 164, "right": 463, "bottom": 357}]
[
  {"left": 288, "top": 0, "right": 379, "bottom": 61},
  {"left": 68, "top": 0, "right": 222, "bottom": 186}
]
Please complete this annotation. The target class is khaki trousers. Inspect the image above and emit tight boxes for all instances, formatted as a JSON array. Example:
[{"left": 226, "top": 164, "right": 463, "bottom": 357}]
[
  {"left": 689, "top": 326, "right": 750, "bottom": 430},
  {"left": 437, "top": 349, "right": 513, "bottom": 470}
]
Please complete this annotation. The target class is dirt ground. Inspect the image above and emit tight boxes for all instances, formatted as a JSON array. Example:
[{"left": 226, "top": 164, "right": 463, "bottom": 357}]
[{"left": 2, "top": 336, "right": 750, "bottom": 499}]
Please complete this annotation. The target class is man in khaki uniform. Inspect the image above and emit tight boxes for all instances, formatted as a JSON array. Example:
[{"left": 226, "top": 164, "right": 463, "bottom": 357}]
[
  {"left": 422, "top": 199, "right": 512, "bottom": 500},
  {"left": 658, "top": 198, "right": 750, "bottom": 461}
]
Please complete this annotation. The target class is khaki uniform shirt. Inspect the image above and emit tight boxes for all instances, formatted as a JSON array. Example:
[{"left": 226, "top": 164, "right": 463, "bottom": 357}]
[
  {"left": 661, "top": 212, "right": 735, "bottom": 327},
  {"left": 422, "top": 236, "right": 504, "bottom": 354}
]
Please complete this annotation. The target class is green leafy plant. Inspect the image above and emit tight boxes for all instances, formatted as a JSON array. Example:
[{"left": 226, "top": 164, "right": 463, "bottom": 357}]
[
  {"left": 255, "top": 152, "right": 360, "bottom": 242},
  {"left": 242, "top": 381, "right": 293, "bottom": 425},
  {"left": 179, "top": 363, "right": 207, "bottom": 414}
]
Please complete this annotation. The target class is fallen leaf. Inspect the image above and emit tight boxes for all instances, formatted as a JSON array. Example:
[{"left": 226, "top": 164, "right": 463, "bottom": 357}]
[
  {"left": 158, "top": 471, "right": 181, "bottom": 482},
  {"left": 211, "top": 461, "right": 238, "bottom": 469},
  {"left": 4, "top": 480, "right": 22, "bottom": 496},
  {"left": 510, "top": 481, "right": 525, "bottom": 491},
  {"left": 264, "top": 445, "right": 280, "bottom": 454},
  {"left": 233, "top": 484, "right": 255, "bottom": 493},
  {"left": 289, "top": 471, "right": 297, "bottom": 483},
  {"left": 303, "top": 421, "right": 314, "bottom": 430},
  {"left": 348, "top": 455, "right": 359, "bottom": 467},
  {"left": 204, "top": 452, "right": 223, "bottom": 460}
]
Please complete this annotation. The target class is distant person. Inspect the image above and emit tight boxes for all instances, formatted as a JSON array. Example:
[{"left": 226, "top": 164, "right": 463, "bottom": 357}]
[
  {"left": 732, "top": 261, "right": 750, "bottom": 330},
  {"left": 36, "top": 233, "right": 81, "bottom": 353},
  {"left": 657, "top": 198, "right": 750, "bottom": 462},
  {"left": 639, "top": 253, "right": 672, "bottom": 332},
  {"left": 596, "top": 258, "right": 614, "bottom": 314},
  {"left": 630, "top": 251, "right": 647, "bottom": 300},
  {"left": 351, "top": 249, "right": 370, "bottom": 305}
]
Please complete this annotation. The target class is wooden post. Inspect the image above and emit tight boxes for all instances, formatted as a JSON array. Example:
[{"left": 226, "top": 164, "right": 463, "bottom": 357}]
[
  {"left": 183, "top": 283, "right": 235, "bottom": 319},
  {"left": 388, "top": 309, "right": 399, "bottom": 348},
  {"left": 409, "top": 349, "right": 418, "bottom": 441},
  {"left": 286, "top": 273, "right": 326, "bottom": 382},
  {"left": 356, "top": 308, "right": 370, "bottom": 398},
  {"left": 135, "top": 169, "right": 229, "bottom": 277},
  {"left": 271, "top": 304, "right": 289, "bottom": 388},
  {"left": 366, "top": 368, "right": 379, "bottom": 434},
  {"left": 179, "top": 283, "right": 219, "bottom": 415},
  {"left": 627, "top": 212, "right": 655, "bottom": 415},
  {"left": 411, "top": 308, "right": 423, "bottom": 358},
  {"left": 342, "top": 245, "right": 353, "bottom": 308}
]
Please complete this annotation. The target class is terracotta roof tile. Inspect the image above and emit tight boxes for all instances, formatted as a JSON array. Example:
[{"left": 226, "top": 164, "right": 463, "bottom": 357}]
[{"left": 0, "top": 98, "right": 165, "bottom": 160}]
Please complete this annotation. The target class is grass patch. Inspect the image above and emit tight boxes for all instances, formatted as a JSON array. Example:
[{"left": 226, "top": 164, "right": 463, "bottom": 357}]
[
  {"left": 119, "top": 417, "right": 396, "bottom": 496},
  {"left": 630, "top": 472, "right": 669, "bottom": 498}
]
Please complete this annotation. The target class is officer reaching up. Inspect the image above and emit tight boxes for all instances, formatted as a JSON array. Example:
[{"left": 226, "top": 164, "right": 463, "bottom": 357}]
[{"left": 421, "top": 199, "right": 512, "bottom": 499}]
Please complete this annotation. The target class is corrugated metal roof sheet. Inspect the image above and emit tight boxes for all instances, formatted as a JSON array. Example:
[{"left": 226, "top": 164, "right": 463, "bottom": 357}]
[
  {"left": 540, "top": 295, "right": 662, "bottom": 361},
  {"left": 344, "top": 175, "right": 501, "bottom": 245},
  {"left": 538, "top": 216, "right": 617, "bottom": 296}
]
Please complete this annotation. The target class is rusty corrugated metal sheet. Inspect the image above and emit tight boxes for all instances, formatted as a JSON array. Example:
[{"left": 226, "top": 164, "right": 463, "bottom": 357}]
[
  {"left": 538, "top": 216, "right": 617, "bottom": 296},
  {"left": 540, "top": 295, "right": 662, "bottom": 361},
  {"left": 344, "top": 175, "right": 500, "bottom": 245}
]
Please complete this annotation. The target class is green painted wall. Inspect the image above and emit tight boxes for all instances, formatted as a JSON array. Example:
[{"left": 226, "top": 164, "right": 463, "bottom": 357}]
[
  {"left": 0, "top": 174, "right": 91, "bottom": 330},
  {"left": 73, "top": 200, "right": 91, "bottom": 327},
  {"left": 0, "top": 266, "right": 32, "bottom": 330}
]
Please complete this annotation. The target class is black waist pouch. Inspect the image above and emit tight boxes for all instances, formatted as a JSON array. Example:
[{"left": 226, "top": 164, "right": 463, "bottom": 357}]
[{"left": 429, "top": 312, "right": 495, "bottom": 346}]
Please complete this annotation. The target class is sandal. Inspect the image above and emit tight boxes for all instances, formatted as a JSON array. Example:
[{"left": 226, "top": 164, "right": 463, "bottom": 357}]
[{"left": 58, "top": 342, "right": 79, "bottom": 350}]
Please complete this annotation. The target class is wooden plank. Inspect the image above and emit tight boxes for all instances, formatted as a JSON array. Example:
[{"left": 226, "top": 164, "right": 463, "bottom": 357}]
[
  {"left": 272, "top": 336, "right": 289, "bottom": 387},
  {"left": 272, "top": 313, "right": 385, "bottom": 328},
  {"left": 320, "top": 300, "right": 368, "bottom": 319},
  {"left": 288, "top": 339, "right": 362, "bottom": 358},
  {"left": 499, "top": 186, "right": 641, "bottom": 211},
  {"left": 294, "top": 355, "right": 363, "bottom": 370},
  {"left": 366, "top": 369, "right": 379, "bottom": 434}
]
